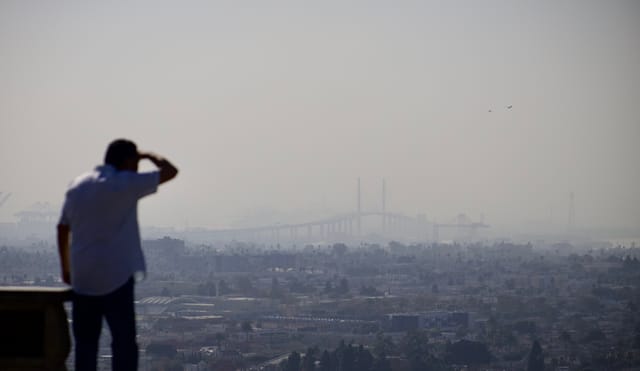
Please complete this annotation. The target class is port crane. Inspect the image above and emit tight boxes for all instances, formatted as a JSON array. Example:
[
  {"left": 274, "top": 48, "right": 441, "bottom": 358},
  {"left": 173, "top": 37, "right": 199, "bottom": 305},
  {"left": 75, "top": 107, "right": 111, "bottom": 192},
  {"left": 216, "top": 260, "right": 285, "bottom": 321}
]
[{"left": 0, "top": 192, "right": 11, "bottom": 209}]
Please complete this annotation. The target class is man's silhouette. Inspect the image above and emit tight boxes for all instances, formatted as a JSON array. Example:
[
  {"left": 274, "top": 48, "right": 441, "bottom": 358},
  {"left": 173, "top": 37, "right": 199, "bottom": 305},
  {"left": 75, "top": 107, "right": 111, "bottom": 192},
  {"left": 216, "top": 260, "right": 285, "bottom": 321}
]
[{"left": 57, "top": 139, "right": 178, "bottom": 371}]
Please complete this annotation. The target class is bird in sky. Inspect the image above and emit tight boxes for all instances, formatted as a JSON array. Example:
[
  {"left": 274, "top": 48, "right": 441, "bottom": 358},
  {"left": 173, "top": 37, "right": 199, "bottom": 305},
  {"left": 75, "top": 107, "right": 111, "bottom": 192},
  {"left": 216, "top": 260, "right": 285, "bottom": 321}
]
[{"left": 506, "top": 105, "right": 513, "bottom": 109}]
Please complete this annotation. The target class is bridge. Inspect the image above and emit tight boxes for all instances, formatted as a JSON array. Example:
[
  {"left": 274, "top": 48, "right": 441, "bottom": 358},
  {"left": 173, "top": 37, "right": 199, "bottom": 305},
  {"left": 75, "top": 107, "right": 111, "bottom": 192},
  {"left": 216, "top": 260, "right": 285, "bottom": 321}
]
[
  {"left": 198, "top": 179, "right": 488, "bottom": 244},
  {"left": 201, "top": 211, "right": 422, "bottom": 242}
]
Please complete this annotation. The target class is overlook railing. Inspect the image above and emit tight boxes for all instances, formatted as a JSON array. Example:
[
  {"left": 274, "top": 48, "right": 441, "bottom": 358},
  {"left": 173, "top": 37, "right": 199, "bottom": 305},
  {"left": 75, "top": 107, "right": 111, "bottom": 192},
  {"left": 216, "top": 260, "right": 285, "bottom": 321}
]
[{"left": 0, "top": 286, "right": 71, "bottom": 371}]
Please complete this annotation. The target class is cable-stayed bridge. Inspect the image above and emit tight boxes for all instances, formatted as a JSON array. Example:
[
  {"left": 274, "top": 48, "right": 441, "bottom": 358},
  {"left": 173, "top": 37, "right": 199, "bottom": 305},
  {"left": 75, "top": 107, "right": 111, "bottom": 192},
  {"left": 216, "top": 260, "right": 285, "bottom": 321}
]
[
  {"left": 199, "top": 179, "right": 488, "bottom": 243},
  {"left": 200, "top": 211, "right": 429, "bottom": 243}
]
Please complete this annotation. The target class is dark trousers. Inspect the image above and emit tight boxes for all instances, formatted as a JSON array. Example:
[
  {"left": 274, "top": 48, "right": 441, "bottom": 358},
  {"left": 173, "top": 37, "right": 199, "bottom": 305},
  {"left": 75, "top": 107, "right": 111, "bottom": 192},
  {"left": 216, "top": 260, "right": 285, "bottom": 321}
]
[{"left": 72, "top": 277, "right": 138, "bottom": 371}]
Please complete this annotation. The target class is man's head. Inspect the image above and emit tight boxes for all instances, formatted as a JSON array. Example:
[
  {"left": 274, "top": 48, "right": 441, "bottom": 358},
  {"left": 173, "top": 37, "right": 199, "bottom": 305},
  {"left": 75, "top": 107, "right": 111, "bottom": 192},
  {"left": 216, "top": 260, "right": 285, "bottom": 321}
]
[{"left": 104, "top": 139, "right": 138, "bottom": 171}]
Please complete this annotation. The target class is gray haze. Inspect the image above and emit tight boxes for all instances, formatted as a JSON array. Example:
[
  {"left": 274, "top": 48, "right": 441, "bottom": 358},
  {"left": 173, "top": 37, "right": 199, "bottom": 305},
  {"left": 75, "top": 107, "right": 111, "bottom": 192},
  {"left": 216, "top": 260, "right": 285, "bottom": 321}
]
[{"left": 1, "top": 1, "right": 639, "bottom": 232}]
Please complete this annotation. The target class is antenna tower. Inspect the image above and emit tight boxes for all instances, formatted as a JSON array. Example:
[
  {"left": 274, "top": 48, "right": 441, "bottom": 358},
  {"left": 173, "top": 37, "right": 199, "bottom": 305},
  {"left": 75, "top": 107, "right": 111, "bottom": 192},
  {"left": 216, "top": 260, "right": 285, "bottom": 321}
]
[{"left": 568, "top": 191, "right": 575, "bottom": 232}]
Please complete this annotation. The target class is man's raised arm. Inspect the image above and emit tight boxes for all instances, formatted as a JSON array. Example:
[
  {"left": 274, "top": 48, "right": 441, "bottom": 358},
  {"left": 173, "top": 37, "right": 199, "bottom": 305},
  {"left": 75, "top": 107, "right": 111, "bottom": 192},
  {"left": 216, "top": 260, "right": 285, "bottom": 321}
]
[{"left": 138, "top": 151, "right": 179, "bottom": 184}]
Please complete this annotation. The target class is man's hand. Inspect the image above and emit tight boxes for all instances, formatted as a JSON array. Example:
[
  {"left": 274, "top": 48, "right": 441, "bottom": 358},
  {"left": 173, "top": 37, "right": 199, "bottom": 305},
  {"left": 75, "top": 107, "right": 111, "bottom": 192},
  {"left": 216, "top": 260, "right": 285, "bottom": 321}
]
[
  {"left": 57, "top": 224, "right": 71, "bottom": 285},
  {"left": 138, "top": 151, "right": 179, "bottom": 184}
]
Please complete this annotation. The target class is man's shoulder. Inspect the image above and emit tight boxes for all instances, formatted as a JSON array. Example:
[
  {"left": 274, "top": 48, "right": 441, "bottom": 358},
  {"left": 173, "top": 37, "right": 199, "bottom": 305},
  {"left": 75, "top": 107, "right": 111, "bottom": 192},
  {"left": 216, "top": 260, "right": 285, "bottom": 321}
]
[
  {"left": 66, "top": 167, "right": 160, "bottom": 200},
  {"left": 67, "top": 169, "right": 100, "bottom": 191}
]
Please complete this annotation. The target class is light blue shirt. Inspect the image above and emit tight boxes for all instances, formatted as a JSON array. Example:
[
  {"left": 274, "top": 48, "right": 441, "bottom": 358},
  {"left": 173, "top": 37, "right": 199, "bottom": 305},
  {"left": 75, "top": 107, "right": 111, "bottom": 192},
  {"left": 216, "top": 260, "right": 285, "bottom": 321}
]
[{"left": 59, "top": 165, "right": 160, "bottom": 295}]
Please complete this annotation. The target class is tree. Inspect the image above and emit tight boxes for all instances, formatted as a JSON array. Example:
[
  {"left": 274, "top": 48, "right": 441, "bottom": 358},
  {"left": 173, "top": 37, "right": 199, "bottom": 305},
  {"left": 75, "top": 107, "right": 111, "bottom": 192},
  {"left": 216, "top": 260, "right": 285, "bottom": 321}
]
[
  {"left": 512, "top": 320, "right": 537, "bottom": 335},
  {"left": 583, "top": 328, "right": 606, "bottom": 343},
  {"left": 150, "top": 358, "right": 182, "bottom": 371},
  {"left": 146, "top": 342, "right": 177, "bottom": 359},
  {"left": 332, "top": 243, "right": 348, "bottom": 256},
  {"left": 301, "top": 347, "right": 318, "bottom": 371},
  {"left": 319, "top": 350, "right": 335, "bottom": 371},
  {"left": 527, "top": 340, "right": 544, "bottom": 371},
  {"left": 215, "top": 332, "right": 227, "bottom": 346},
  {"left": 324, "top": 281, "right": 333, "bottom": 294},
  {"left": 289, "top": 277, "right": 315, "bottom": 294},
  {"left": 360, "top": 285, "right": 383, "bottom": 296},
  {"left": 235, "top": 275, "right": 254, "bottom": 294},
  {"left": 371, "top": 353, "right": 392, "bottom": 371},
  {"left": 337, "top": 343, "right": 355, "bottom": 371},
  {"left": 559, "top": 330, "right": 572, "bottom": 344},
  {"left": 373, "top": 331, "right": 396, "bottom": 357},
  {"left": 283, "top": 351, "right": 301, "bottom": 371},
  {"left": 338, "top": 277, "right": 350, "bottom": 295},
  {"left": 197, "top": 281, "right": 216, "bottom": 296},
  {"left": 161, "top": 286, "right": 171, "bottom": 297},
  {"left": 401, "top": 330, "right": 431, "bottom": 371},
  {"left": 241, "top": 320, "right": 253, "bottom": 341},
  {"left": 270, "top": 277, "right": 284, "bottom": 299},
  {"left": 354, "top": 345, "right": 373, "bottom": 371},
  {"left": 444, "top": 340, "right": 492, "bottom": 365},
  {"left": 218, "top": 279, "right": 231, "bottom": 295}
]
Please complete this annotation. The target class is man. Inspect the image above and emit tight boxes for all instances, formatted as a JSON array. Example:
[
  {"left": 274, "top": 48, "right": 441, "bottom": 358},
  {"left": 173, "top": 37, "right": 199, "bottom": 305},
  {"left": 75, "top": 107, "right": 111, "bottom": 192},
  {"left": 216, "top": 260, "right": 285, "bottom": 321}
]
[{"left": 57, "top": 139, "right": 178, "bottom": 371}]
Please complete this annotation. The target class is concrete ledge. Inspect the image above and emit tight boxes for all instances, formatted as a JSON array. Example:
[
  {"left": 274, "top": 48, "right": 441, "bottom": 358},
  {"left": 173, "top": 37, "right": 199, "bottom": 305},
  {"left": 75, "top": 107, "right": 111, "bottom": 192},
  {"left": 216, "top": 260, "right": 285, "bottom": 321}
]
[{"left": 0, "top": 286, "right": 72, "bottom": 371}]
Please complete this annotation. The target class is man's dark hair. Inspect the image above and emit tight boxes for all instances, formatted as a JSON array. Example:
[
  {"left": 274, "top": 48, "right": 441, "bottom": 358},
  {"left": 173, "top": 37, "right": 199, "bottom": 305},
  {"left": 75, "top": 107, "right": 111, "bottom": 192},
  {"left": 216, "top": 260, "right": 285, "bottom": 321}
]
[{"left": 104, "top": 139, "right": 138, "bottom": 168}]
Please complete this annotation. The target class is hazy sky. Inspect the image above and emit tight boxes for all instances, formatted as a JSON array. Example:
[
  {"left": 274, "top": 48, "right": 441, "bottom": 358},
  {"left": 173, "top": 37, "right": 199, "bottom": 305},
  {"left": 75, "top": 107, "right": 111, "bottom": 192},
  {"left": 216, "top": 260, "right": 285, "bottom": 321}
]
[{"left": 1, "top": 1, "right": 639, "bottom": 231}]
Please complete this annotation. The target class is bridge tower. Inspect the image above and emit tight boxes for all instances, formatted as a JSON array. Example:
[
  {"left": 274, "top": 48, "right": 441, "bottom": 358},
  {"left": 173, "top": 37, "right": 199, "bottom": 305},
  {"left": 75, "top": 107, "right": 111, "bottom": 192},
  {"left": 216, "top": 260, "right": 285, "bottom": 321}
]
[
  {"left": 357, "top": 177, "right": 362, "bottom": 236},
  {"left": 0, "top": 192, "right": 11, "bottom": 209},
  {"left": 382, "top": 178, "right": 387, "bottom": 232},
  {"left": 568, "top": 191, "right": 575, "bottom": 232}
]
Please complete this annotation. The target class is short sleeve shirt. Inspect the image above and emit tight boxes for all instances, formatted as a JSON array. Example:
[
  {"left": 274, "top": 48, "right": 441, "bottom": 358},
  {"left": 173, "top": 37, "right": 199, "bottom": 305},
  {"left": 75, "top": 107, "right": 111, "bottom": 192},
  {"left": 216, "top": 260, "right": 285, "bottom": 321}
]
[{"left": 59, "top": 165, "right": 160, "bottom": 295}]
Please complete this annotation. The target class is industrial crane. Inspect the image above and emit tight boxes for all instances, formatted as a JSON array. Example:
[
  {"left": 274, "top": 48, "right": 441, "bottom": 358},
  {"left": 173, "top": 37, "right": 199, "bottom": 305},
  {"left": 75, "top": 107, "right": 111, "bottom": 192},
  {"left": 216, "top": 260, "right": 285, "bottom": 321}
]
[{"left": 0, "top": 192, "right": 11, "bottom": 208}]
